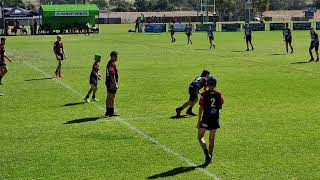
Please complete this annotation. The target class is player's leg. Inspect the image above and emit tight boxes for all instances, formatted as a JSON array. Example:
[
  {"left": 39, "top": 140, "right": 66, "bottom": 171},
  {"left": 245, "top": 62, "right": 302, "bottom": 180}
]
[
  {"left": 309, "top": 44, "right": 315, "bottom": 61},
  {"left": 316, "top": 45, "right": 319, "bottom": 61},
  {"left": 190, "top": 36, "right": 192, "bottom": 45},
  {"left": 0, "top": 66, "right": 7, "bottom": 84},
  {"left": 289, "top": 38, "right": 293, "bottom": 53},
  {"left": 186, "top": 97, "right": 198, "bottom": 116},
  {"left": 285, "top": 41, "right": 289, "bottom": 54},
  {"left": 208, "top": 129, "right": 217, "bottom": 158},
  {"left": 84, "top": 85, "right": 94, "bottom": 103},
  {"left": 92, "top": 85, "right": 98, "bottom": 101},
  {"left": 246, "top": 38, "right": 249, "bottom": 51},
  {"left": 249, "top": 38, "right": 254, "bottom": 50},
  {"left": 198, "top": 128, "right": 211, "bottom": 163}
]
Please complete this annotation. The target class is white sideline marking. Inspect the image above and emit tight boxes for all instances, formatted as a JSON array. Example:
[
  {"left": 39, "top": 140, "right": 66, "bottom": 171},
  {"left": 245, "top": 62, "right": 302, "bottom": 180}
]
[{"left": 24, "top": 62, "right": 219, "bottom": 179}]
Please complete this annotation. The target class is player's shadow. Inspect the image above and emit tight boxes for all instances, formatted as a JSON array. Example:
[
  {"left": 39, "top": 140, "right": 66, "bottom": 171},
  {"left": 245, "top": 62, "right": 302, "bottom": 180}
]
[
  {"left": 291, "top": 61, "right": 310, "bottom": 64},
  {"left": 25, "top": 77, "right": 54, "bottom": 81},
  {"left": 63, "top": 102, "right": 87, "bottom": 107},
  {"left": 147, "top": 164, "right": 209, "bottom": 179},
  {"left": 231, "top": 50, "right": 246, "bottom": 53},
  {"left": 63, "top": 116, "right": 104, "bottom": 124},
  {"left": 270, "top": 53, "right": 286, "bottom": 56},
  {"left": 195, "top": 48, "right": 210, "bottom": 51},
  {"left": 170, "top": 115, "right": 190, "bottom": 119}
]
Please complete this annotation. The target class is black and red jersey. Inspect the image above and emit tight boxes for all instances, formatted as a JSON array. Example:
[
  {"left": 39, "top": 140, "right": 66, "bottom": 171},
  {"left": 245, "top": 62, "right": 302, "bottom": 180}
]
[
  {"left": 91, "top": 62, "right": 100, "bottom": 77},
  {"left": 199, "top": 90, "right": 224, "bottom": 122},
  {"left": 53, "top": 41, "right": 64, "bottom": 55},
  {"left": 106, "top": 60, "right": 118, "bottom": 83},
  {"left": 0, "top": 43, "right": 5, "bottom": 62}
]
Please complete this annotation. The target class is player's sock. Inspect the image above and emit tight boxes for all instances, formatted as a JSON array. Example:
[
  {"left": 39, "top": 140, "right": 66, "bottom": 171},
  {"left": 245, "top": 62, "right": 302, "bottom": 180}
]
[
  {"left": 55, "top": 70, "right": 58, "bottom": 77},
  {"left": 92, "top": 95, "right": 95, "bottom": 99},
  {"left": 85, "top": 95, "right": 89, "bottom": 99},
  {"left": 105, "top": 108, "right": 111, "bottom": 116},
  {"left": 175, "top": 108, "right": 181, "bottom": 117},
  {"left": 58, "top": 71, "right": 63, "bottom": 78}
]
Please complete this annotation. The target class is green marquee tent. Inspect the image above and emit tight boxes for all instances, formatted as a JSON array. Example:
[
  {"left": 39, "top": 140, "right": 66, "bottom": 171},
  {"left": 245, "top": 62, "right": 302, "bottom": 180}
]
[{"left": 40, "top": 4, "right": 99, "bottom": 30}]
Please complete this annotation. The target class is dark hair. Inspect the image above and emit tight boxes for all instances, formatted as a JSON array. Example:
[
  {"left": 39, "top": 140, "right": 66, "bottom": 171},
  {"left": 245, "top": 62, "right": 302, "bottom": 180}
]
[
  {"left": 201, "top": 69, "right": 210, "bottom": 77},
  {"left": 1, "top": 37, "right": 6, "bottom": 41},
  {"left": 110, "top": 51, "right": 118, "bottom": 57}
]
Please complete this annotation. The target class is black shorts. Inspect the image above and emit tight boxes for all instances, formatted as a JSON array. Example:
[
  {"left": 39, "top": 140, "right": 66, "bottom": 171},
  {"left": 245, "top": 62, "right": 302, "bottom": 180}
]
[
  {"left": 246, "top": 35, "right": 252, "bottom": 42},
  {"left": 188, "top": 86, "right": 199, "bottom": 101},
  {"left": 171, "top": 31, "right": 175, "bottom": 36},
  {"left": 106, "top": 81, "right": 117, "bottom": 94},
  {"left": 0, "top": 61, "right": 6, "bottom": 67},
  {"left": 90, "top": 75, "right": 98, "bottom": 86},
  {"left": 56, "top": 54, "right": 64, "bottom": 61},
  {"left": 186, "top": 32, "right": 191, "bottom": 37},
  {"left": 209, "top": 36, "right": 214, "bottom": 41},
  {"left": 285, "top": 37, "right": 292, "bottom": 44},
  {"left": 199, "top": 119, "right": 220, "bottom": 130},
  {"left": 310, "top": 42, "right": 319, "bottom": 51}
]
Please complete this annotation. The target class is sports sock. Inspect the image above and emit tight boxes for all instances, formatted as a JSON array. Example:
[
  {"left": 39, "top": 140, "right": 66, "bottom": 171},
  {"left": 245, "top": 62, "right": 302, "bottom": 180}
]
[{"left": 92, "top": 95, "right": 95, "bottom": 99}]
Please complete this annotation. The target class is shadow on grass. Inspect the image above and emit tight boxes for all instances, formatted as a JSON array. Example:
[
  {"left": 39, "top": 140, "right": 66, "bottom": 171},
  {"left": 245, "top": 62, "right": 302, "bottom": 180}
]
[
  {"left": 63, "top": 116, "right": 104, "bottom": 124},
  {"left": 147, "top": 164, "right": 209, "bottom": 179},
  {"left": 291, "top": 61, "right": 310, "bottom": 64},
  {"left": 25, "top": 77, "right": 54, "bottom": 81},
  {"left": 270, "top": 53, "right": 286, "bottom": 56},
  {"left": 63, "top": 102, "right": 87, "bottom": 107},
  {"left": 195, "top": 48, "right": 210, "bottom": 51},
  {"left": 231, "top": 50, "right": 246, "bottom": 53},
  {"left": 0, "top": 93, "right": 3, "bottom": 96},
  {"left": 170, "top": 115, "right": 190, "bottom": 119}
]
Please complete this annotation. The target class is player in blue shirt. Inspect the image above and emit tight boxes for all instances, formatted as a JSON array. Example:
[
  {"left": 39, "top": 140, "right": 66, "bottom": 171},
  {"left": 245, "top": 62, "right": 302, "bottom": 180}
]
[
  {"left": 169, "top": 22, "right": 176, "bottom": 43},
  {"left": 244, "top": 23, "right": 254, "bottom": 51},
  {"left": 208, "top": 26, "right": 215, "bottom": 49},
  {"left": 185, "top": 22, "right": 193, "bottom": 45},
  {"left": 283, "top": 24, "right": 293, "bottom": 54},
  {"left": 176, "top": 70, "right": 210, "bottom": 117},
  {"left": 309, "top": 27, "right": 319, "bottom": 62}
]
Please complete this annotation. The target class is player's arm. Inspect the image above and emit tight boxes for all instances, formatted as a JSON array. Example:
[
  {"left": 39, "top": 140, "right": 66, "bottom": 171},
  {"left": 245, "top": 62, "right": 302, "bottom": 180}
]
[
  {"left": 197, "top": 105, "right": 204, "bottom": 128},
  {"left": 218, "top": 93, "right": 224, "bottom": 109},
  {"left": 109, "top": 68, "right": 118, "bottom": 89},
  {"left": 197, "top": 94, "right": 204, "bottom": 128}
]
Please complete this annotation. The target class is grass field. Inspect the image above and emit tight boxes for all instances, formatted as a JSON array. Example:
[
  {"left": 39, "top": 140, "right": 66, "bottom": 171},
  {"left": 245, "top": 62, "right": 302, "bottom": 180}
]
[{"left": 1, "top": 25, "right": 320, "bottom": 179}]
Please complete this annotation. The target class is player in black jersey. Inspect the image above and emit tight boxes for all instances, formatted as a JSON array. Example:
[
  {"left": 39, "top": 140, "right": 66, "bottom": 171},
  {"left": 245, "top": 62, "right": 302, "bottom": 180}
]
[
  {"left": 283, "top": 24, "right": 293, "bottom": 54},
  {"left": 244, "top": 23, "right": 254, "bottom": 51},
  {"left": 309, "top": 27, "right": 319, "bottom": 62},
  {"left": 197, "top": 76, "right": 224, "bottom": 164},
  {"left": 175, "top": 70, "right": 210, "bottom": 117},
  {"left": 169, "top": 22, "right": 176, "bottom": 42}
]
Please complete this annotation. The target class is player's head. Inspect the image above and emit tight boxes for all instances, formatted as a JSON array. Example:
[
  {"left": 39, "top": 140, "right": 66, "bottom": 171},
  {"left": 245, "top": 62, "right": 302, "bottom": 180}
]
[
  {"left": 201, "top": 69, "right": 210, "bottom": 77},
  {"left": 284, "top": 23, "right": 288, "bottom": 28},
  {"left": 207, "top": 76, "right": 217, "bottom": 89},
  {"left": 94, "top": 54, "right": 102, "bottom": 62},
  {"left": 110, "top": 51, "right": 118, "bottom": 61},
  {"left": 57, "top": 35, "right": 62, "bottom": 42},
  {"left": 245, "top": 23, "right": 249, "bottom": 27},
  {"left": 1, "top": 37, "right": 6, "bottom": 45},
  {"left": 310, "top": 27, "right": 315, "bottom": 33}
]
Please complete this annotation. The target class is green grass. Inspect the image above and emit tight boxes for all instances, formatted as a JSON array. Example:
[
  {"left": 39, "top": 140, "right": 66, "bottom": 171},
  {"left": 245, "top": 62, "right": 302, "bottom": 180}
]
[{"left": 1, "top": 24, "right": 320, "bottom": 179}]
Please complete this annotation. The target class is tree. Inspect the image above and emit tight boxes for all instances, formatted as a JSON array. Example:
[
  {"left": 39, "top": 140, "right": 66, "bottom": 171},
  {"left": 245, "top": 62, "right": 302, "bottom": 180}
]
[
  {"left": 110, "top": 0, "right": 132, "bottom": 11},
  {"left": 91, "top": 0, "right": 108, "bottom": 10},
  {"left": 4, "top": 0, "right": 25, "bottom": 7},
  {"left": 254, "top": 0, "right": 269, "bottom": 13}
]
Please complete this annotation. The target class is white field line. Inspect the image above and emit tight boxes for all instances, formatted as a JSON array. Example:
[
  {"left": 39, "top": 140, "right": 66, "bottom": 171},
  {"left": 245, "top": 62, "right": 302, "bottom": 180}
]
[{"left": 23, "top": 62, "right": 219, "bottom": 180}]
